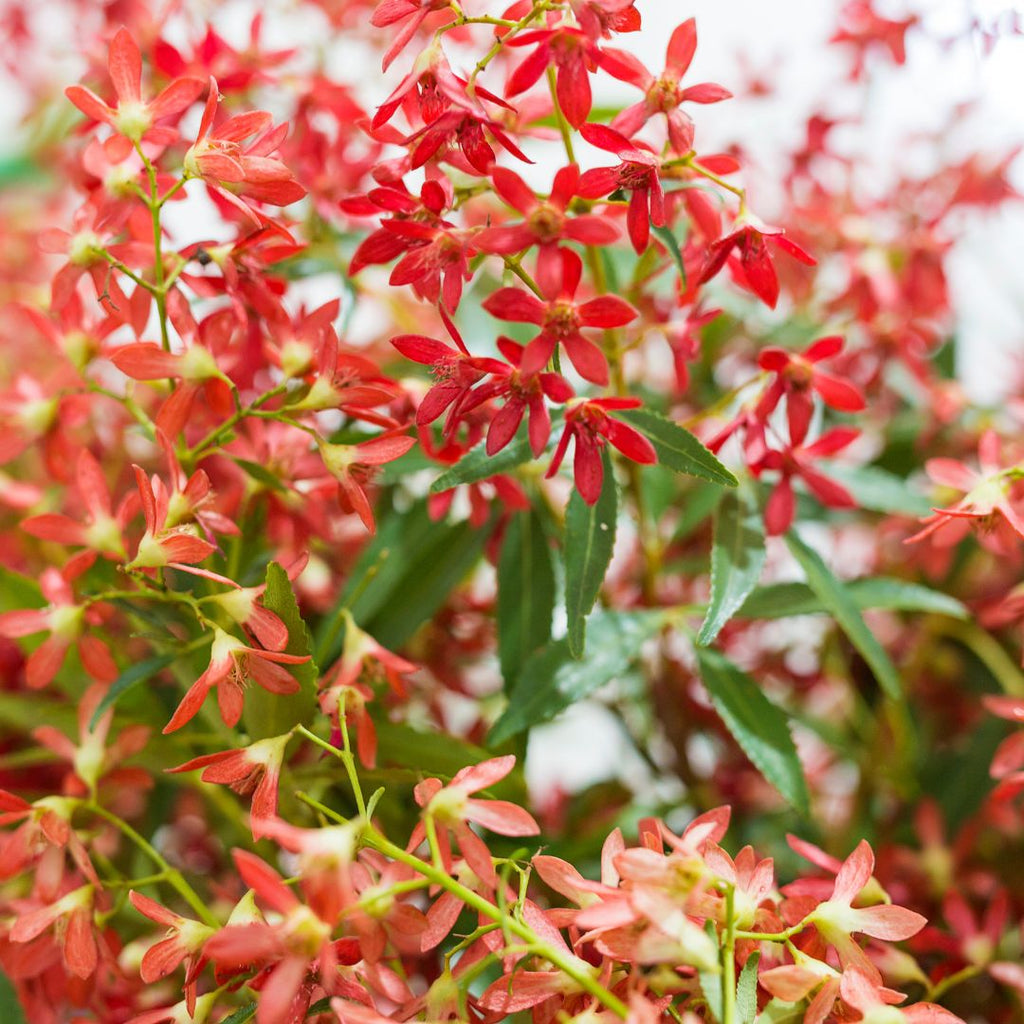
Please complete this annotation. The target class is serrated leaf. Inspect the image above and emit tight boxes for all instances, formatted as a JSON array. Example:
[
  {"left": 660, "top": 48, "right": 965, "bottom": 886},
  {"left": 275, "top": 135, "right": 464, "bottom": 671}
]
[
  {"left": 651, "top": 223, "right": 687, "bottom": 287},
  {"left": 784, "top": 532, "right": 902, "bottom": 700},
  {"left": 89, "top": 652, "right": 179, "bottom": 729},
  {"left": 737, "top": 577, "right": 967, "bottom": 621},
  {"left": 0, "top": 970, "right": 27, "bottom": 1024},
  {"left": 565, "top": 450, "right": 617, "bottom": 658},
  {"left": 243, "top": 562, "right": 318, "bottom": 740},
  {"left": 696, "top": 648, "right": 809, "bottom": 815},
  {"left": 618, "top": 408, "right": 737, "bottom": 486},
  {"left": 219, "top": 1004, "right": 257, "bottom": 1024},
  {"left": 498, "top": 509, "right": 555, "bottom": 687},
  {"left": 698, "top": 489, "right": 766, "bottom": 645},
  {"left": 489, "top": 611, "right": 664, "bottom": 744},
  {"left": 737, "top": 951, "right": 761, "bottom": 1024},
  {"left": 754, "top": 999, "right": 805, "bottom": 1024},
  {"left": 821, "top": 463, "right": 931, "bottom": 516}
]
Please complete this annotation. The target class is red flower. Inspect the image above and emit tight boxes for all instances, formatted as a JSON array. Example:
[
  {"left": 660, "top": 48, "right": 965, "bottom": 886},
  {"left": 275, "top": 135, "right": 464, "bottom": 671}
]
[
  {"left": 482, "top": 249, "right": 637, "bottom": 385},
  {"left": 601, "top": 18, "right": 731, "bottom": 153},
  {"left": 9, "top": 883, "right": 100, "bottom": 980},
  {"left": 476, "top": 164, "right": 619, "bottom": 279},
  {"left": 168, "top": 733, "right": 292, "bottom": 839},
  {"left": 577, "top": 123, "right": 666, "bottom": 253},
  {"left": 752, "top": 428, "right": 859, "bottom": 536},
  {"left": 163, "top": 627, "right": 310, "bottom": 733},
  {"left": 700, "top": 212, "right": 816, "bottom": 308},
  {"left": 372, "top": 0, "right": 453, "bottom": 72},
  {"left": 547, "top": 397, "right": 657, "bottom": 504},
  {"left": 65, "top": 28, "right": 203, "bottom": 155},
  {"left": 507, "top": 26, "right": 603, "bottom": 129},
  {"left": 410, "top": 755, "right": 539, "bottom": 886},
  {"left": 756, "top": 335, "right": 866, "bottom": 446}
]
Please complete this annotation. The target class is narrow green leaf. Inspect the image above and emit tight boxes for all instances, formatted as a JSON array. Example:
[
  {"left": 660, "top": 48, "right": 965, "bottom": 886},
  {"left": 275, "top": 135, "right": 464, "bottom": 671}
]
[
  {"left": 488, "top": 611, "right": 664, "bottom": 744},
  {"left": 784, "top": 532, "right": 902, "bottom": 700},
  {"left": 565, "top": 450, "right": 617, "bottom": 658},
  {"left": 821, "top": 463, "right": 931, "bottom": 516},
  {"left": 737, "top": 951, "right": 761, "bottom": 1024},
  {"left": 219, "top": 1004, "right": 257, "bottom": 1024},
  {"left": 498, "top": 509, "right": 555, "bottom": 687},
  {"left": 651, "top": 223, "right": 687, "bottom": 287},
  {"left": 696, "top": 648, "right": 809, "bottom": 815},
  {"left": 698, "top": 489, "right": 766, "bottom": 646},
  {"left": 618, "top": 408, "right": 737, "bottom": 486},
  {"left": 232, "top": 457, "right": 290, "bottom": 493},
  {"left": 699, "top": 920, "right": 724, "bottom": 1024},
  {"left": 754, "top": 999, "right": 806, "bottom": 1024},
  {"left": 737, "top": 578, "right": 967, "bottom": 621},
  {"left": 243, "top": 562, "right": 319, "bottom": 740},
  {"left": 90, "top": 652, "right": 179, "bottom": 729},
  {"left": 0, "top": 970, "right": 27, "bottom": 1024}
]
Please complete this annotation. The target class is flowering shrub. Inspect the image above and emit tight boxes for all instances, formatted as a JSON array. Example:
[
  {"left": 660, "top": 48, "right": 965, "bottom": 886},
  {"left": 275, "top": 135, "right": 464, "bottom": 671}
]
[{"left": 0, "top": 1, "right": 1022, "bottom": 1022}]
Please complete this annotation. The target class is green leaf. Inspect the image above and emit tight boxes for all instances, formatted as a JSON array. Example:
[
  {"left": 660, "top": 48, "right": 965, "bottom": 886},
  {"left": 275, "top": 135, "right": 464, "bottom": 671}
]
[
  {"left": 651, "top": 223, "right": 687, "bottom": 287},
  {"left": 243, "top": 562, "right": 319, "bottom": 740},
  {"left": 696, "top": 648, "right": 809, "bottom": 815},
  {"left": 736, "top": 577, "right": 967, "bottom": 621},
  {"left": 618, "top": 408, "right": 737, "bottom": 486},
  {"left": 565, "top": 450, "right": 617, "bottom": 658},
  {"left": 498, "top": 509, "right": 555, "bottom": 687},
  {"left": 698, "top": 489, "right": 766, "bottom": 646},
  {"left": 784, "top": 532, "right": 902, "bottom": 700},
  {"left": 0, "top": 566, "right": 42, "bottom": 613},
  {"left": 0, "top": 970, "right": 26, "bottom": 1024},
  {"left": 699, "top": 921, "right": 724, "bottom": 1024},
  {"left": 318, "top": 501, "right": 494, "bottom": 659},
  {"left": 89, "top": 652, "right": 179, "bottom": 729},
  {"left": 232, "top": 457, "right": 290, "bottom": 493},
  {"left": 820, "top": 463, "right": 931, "bottom": 516},
  {"left": 488, "top": 611, "right": 664, "bottom": 744},
  {"left": 219, "top": 1004, "right": 257, "bottom": 1024},
  {"left": 737, "top": 951, "right": 761, "bottom": 1024},
  {"left": 754, "top": 999, "right": 806, "bottom": 1024},
  {"left": 428, "top": 416, "right": 560, "bottom": 493}
]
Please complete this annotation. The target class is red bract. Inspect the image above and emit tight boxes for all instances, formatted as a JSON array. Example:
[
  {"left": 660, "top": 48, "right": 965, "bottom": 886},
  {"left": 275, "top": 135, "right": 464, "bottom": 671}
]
[
  {"left": 65, "top": 28, "right": 204, "bottom": 155},
  {"left": 577, "top": 123, "right": 665, "bottom": 253},
  {"left": 757, "top": 335, "right": 866, "bottom": 446},
  {"left": 601, "top": 18, "right": 732, "bottom": 153},
  {"left": 483, "top": 249, "right": 637, "bottom": 385},
  {"left": 547, "top": 397, "right": 657, "bottom": 504},
  {"left": 700, "top": 212, "right": 816, "bottom": 308},
  {"left": 506, "top": 25, "right": 603, "bottom": 129}
]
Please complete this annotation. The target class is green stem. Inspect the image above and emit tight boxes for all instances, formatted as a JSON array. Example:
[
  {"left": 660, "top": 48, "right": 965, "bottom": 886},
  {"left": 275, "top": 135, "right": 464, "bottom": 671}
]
[
  {"left": 546, "top": 66, "right": 576, "bottom": 164},
  {"left": 721, "top": 886, "right": 737, "bottom": 1024}
]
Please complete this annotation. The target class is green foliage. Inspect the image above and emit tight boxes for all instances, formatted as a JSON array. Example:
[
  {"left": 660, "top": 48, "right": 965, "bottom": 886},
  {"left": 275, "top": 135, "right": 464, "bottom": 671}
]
[{"left": 619, "top": 408, "right": 737, "bottom": 486}]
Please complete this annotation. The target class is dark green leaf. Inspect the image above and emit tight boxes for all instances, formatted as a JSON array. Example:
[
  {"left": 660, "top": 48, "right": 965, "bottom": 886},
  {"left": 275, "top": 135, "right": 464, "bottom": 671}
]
[
  {"left": 0, "top": 970, "right": 26, "bottom": 1024},
  {"left": 489, "top": 611, "right": 664, "bottom": 744},
  {"left": 232, "top": 458, "right": 289, "bottom": 493},
  {"left": 498, "top": 509, "right": 555, "bottom": 686},
  {"left": 90, "top": 652, "right": 179, "bottom": 729},
  {"left": 696, "top": 648, "right": 809, "bottom": 815},
  {"left": 737, "top": 951, "right": 761, "bottom": 1024},
  {"left": 784, "top": 532, "right": 902, "bottom": 700},
  {"left": 737, "top": 577, "right": 967, "bottom": 621},
  {"left": 618, "top": 408, "right": 737, "bottom": 486},
  {"left": 243, "top": 562, "right": 319, "bottom": 740},
  {"left": 820, "top": 463, "right": 931, "bottom": 516},
  {"left": 651, "top": 223, "right": 687, "bottom": 287},
  {"left": 219, "top": 1004, "right": 257, "bottom": 1024},
  {"left": 698, "top": 489, "right": 766, "bottom": 646},
  {"left": 565, "top": 450, "right": 617, "bottom": 658}
]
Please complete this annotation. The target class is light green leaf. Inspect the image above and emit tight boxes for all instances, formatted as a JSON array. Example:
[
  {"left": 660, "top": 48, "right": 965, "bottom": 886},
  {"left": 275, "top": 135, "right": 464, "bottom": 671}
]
[
  {"left": 696, "top": 648, "right": 809, "bottom": 815},
  {"left": 0, "top": 566, "right": 42, "bottom": 613},
  {"left": 618, "top": 408, "right": 737, "bottom": 486},
  {"left": 243, "top": 562, "right": 318, "bottom": 740},
  {"left": 489, "top": 611, "right": 664, "bottom": 744},
  {"left": 737, "top": 577, "right": 967, "bottom": 621},
  {"left": 698, "top": 489, "right": 766, "bottom": 645},
  {"left": 754, "top": 999, "right": 806, "bottom": 1024},
  {"left": 737, "top": 951, "right": 761, "bottom": 1024},
  {"left": 784, "top": 532, "right": 902, "bottom": 700},
  {"left": 821, "top": 463, "right": 931, "bottom": 516},
  {"left": 498, "top": 509, "right": 555, "bottom": 687},
  {"left": 565, "top": 450, "right": 616, "bottom": 658}
]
